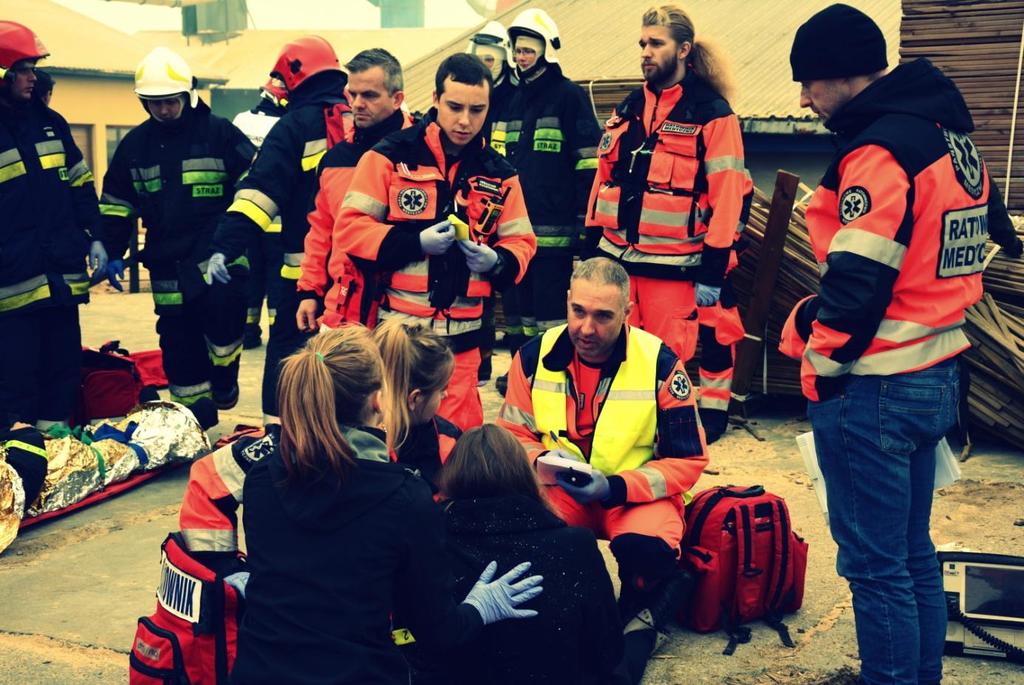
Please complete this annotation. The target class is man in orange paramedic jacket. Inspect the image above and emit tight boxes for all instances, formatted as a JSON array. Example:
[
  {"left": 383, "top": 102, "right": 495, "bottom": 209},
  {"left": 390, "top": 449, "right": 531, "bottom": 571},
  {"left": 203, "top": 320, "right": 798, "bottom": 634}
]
[
  {"left": 332, "top": 54, "right": 536, "bottom": 430},
  {"left": 498, "top": 257, "right": 706, "bottom": 682},
  {"left": 585, "top": 6, "right": 752, "bottom": 443},
  {"left": 780, "top": 6, "right": 1023, "bottom": 685},
  {"left": 296, "top": 49, "right": 412, "bottom": 330}
]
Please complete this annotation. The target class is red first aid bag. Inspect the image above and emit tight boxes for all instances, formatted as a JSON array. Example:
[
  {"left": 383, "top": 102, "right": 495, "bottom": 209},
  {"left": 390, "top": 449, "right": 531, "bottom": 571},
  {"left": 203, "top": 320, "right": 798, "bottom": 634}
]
[
  {"left": 129, "top": 533, "right": 244, "bottom": 684},
  {"left": 77, "top": 346, "right": 144, "bottom": 423},
  {"left": 681, "top": 485, "right": 808, "bottom": 654}
]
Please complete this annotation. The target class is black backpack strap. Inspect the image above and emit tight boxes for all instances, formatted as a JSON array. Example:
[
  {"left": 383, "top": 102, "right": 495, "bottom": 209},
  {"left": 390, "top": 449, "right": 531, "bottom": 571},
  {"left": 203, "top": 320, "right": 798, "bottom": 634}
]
[{"left": 764, "top": 611, "right": 796, "bottom": 648}]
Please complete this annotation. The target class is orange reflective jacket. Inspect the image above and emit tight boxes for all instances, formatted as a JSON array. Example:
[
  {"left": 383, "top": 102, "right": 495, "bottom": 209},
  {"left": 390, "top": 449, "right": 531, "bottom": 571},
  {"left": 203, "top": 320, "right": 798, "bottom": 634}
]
[
  {"left": 333, "top": 112, "right": 535, "bottom": 351},
  {"left": 586, "top": 75, "right": 752, "bottom": 283},
  {"left": 780, "top": 60, "right": 991, "bottom": 401},
  {"left": 299, "top": 110, "right": 413, "bottom": 326}
]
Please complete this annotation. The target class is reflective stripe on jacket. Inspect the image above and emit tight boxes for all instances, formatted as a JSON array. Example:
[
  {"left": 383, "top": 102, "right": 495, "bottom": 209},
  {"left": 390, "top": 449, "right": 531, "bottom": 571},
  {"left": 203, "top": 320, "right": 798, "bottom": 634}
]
[
  {"left": 586, "top": 75, "right": 752, "bottom": 283},
  {"left": 0, "top": 100, "right": 99, "bottom": 314},
  {"left": 779, "top": 60, "right": 988, "bottom": 401},
  {"left": 97, "top": 100, "right": 255, "bottom": 267},
  {"left": 493, "top": 64, "right": 601, "bottom": 251},
  {"left": 498, "top": 324, "right": 708, "bottom": 506},
  {"left": 300, "top": 109, "right": 412, "bottom": 323},
  {"left": 333, "top": 110, "right": 536, "bottom": 351}
]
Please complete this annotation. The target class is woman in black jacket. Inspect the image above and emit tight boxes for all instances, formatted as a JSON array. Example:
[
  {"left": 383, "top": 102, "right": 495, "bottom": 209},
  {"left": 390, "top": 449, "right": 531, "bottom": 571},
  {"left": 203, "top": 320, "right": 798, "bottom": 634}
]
[
  {"left": 409, "top": 424, "right": 624, "bottom": 684},
  {"left": 231, "top": 327, "right": 543, "bottom": 685}
]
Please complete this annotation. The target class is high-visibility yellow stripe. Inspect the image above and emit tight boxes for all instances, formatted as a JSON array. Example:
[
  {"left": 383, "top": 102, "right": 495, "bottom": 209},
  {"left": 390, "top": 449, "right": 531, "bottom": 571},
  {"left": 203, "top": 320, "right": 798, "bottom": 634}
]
[
  {"left": 153, "top": 292, "right": 183, "bottom": 306},
  {"left": 0, "top": 161, "right": 27, "bottom": 183},
  {"left": 536, "top": 236, "right": 572, "bottom": 247},
  {"left": 391, "top": 628, "right": 416, "bottom": 645},
  {"left": 67, "top": 279, "right": 90, "bottom": 296},
  {"left": 264, "top": 219, "right": 282, "bottom": 234},
  {"left": 182, "top": 170, "right": 228, "bottom": 185},
  {"left": 301, "top": 150, "right": 326, "bottom": 172},
  {"left": 3, "top": 440, "right": 48, "bottom": 459},
  {"left": 228, "top": 198, "right": 273, "bottom": 230},
  {"left": 208, "top": 344, "right": 243, "bottom": 367},
  {"left": 99, "top": 203, "right": 133, "bottom": 217},
  {"left": 280, "top": 264, "right": 301, "bottom": 279},
  {"left": 70, "top": 170, "right": 95, "bottom": 188},
  {"left": 39, "top": 153, "right": 66, "bottom": 170},
  {"left": 0, "top": 282, "right": 50, "bottom": 312},
  {"left": 533, "top": 127, "right": 564, "bottom": 142},
  {"left": 132, "top": 178, "right": 162, "bottom": 194},
  {"left": 575, "top": 158, "right": 598, "bottom": 171}
]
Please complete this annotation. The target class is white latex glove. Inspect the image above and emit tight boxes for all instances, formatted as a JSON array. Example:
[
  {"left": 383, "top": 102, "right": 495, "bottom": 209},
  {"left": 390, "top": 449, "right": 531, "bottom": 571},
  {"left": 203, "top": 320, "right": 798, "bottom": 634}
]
[
  {"left": 420, "top": 220, "right": 455, "bottom": 256},
  {"left": 206, "top": 253, "right": 231, "bottom": 284},
  {"left": 88, "top": 240, "right": 108, "bottom": 274},
  {"left": 458, "top": 239, "right": 499, "bottom": 273}
]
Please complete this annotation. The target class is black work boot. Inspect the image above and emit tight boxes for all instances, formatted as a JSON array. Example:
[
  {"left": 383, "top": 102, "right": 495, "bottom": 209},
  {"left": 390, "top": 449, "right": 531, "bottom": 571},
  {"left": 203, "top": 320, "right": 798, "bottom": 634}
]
[
  {"left": 188, "top": 397, "right": 219, "bottom": 430},
  {"left": 701, "top": 408, "right": 728, "bottom": 444},
  {"left": 242, "top": 324, "right": 262, "bottom": 349},
  {"left": 213, "top": 383, "right": 240, "bottom": 410}
]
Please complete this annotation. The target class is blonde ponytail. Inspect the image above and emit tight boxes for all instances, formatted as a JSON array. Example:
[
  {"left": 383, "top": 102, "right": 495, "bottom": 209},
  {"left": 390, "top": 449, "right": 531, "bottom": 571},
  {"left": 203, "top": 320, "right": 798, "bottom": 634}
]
[
  {"left": 643, "top": 5, "right": 736, "bottom": 101},
  {"left": 278, "top": 326, "right": 383, "bottom": 482},
  {"left": 373, "top": 318, "right": 455, "bottom": 451}
]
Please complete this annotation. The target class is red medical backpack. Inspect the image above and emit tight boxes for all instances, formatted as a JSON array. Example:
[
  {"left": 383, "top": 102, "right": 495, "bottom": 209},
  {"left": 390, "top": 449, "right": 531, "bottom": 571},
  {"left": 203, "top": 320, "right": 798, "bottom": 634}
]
[{"left": 682, "top": 485, "right": 809, "bottom": 654}]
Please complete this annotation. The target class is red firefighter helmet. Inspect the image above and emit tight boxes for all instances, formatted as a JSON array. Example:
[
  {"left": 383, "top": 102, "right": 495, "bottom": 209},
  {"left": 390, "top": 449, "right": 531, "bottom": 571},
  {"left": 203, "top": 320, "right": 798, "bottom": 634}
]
[
  {"left": 262, "top": 76, "right": 288, "bottom": 104},
  {"left": 270, "top": 35, "right": 341, "bottom": 93},
  {"left": 0, "top": 21, "right": 49, "bottom": 76}
]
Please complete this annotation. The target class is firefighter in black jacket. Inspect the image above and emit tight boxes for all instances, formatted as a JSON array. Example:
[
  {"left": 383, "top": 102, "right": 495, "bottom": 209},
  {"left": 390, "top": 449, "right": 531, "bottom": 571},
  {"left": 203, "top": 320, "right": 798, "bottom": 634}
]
[
  {"left": 493, "top": 8, "right": 601, "bottom": 394},
  {"left": 208, "top": 35, "right": 349, "bottom": 425},
  {"left": 467, "top": 20, "right": 518, "bottom": 383},
  {"left": 0, "top": 22, "right": 103, "bottom": 431},
  {"left": 96, "top": 47, "right": 255, "bottom": 430}
]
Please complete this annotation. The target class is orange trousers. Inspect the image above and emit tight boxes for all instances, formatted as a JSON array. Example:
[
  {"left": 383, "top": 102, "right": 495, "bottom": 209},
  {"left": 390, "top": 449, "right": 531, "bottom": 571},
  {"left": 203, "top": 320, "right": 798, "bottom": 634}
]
[
  {"left": 437, "top": 347, "right": 484, "bottom": 431},
  {"left": 544, "top": 483, "right": 685, "bottom": 551},
  {"left": 627, "top": 275, "right": 744, "bottom": 415}
]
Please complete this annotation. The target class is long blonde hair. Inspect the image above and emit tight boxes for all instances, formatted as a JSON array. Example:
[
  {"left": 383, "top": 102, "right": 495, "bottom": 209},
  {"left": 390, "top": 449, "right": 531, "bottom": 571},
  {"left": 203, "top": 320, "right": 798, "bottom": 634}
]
[
  {"left": 277, "top": 326, "right": 383, "bottom": 482},
  {"left": 642, "top": 5, "right": 735, "bottom": 101},
  {"left": 372, "top": 318, "right": 455, "bottom": 451}
]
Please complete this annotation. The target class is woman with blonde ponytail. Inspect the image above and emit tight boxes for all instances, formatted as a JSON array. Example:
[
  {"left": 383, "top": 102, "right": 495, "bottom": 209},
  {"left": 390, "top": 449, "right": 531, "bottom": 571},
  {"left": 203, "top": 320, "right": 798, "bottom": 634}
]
[
  {"left": 373, "top": 318, "right": 460, "bottom": 490},
  {"left": 586, "top": 4, "right": 753, "bottom": 446},
  {"left": 231, "top": 326, "right": 545, "bottom": 685}
]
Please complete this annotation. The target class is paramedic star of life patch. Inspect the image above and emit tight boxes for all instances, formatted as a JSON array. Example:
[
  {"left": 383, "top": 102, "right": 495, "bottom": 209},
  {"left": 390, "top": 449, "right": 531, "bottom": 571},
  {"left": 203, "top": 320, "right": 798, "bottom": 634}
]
[
  {"left": 839, "top": 186, "right": 871, "bottom": 225},
  {"left": 669, "top": 370, "right": 691, "bottom": 400}
]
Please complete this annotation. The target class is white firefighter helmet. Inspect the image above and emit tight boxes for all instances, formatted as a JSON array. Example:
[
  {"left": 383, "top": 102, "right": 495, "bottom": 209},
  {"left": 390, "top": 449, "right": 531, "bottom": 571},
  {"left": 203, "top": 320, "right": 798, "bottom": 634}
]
[
  {"left": 466, "top": 20, "right": 513, "bottom": 70},
  {"left": 508, "top": 8, "right": 561, "bottom": 64},
  {"left": 134, "top": 47, "right": 198, "bottom": 108}
]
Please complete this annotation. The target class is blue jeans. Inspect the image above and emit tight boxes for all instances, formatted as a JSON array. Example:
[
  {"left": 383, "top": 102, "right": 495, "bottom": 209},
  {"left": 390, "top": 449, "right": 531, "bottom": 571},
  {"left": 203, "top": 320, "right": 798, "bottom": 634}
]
[{"left": 808, "top": 359, "right": 959, "bottom": 685}]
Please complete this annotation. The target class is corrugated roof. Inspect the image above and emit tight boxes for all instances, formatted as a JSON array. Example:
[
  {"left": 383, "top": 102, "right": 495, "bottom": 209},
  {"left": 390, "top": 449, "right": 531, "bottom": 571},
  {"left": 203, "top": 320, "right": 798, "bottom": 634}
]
[
  {"left": 0, "top": 0, "right": 222, "bottom": 80},
  {"left": 403, "top": 0, "right": 900, "bottom": 121},
  {"left": 139, "top": 27, "right": 467, "bottom": 89}
]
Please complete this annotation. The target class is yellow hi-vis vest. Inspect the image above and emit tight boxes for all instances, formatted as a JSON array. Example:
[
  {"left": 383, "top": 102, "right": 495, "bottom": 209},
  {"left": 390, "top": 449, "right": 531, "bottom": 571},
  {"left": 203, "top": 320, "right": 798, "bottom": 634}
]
[{"left": 532, "top": 324, "right": 661, "bottom": 475}]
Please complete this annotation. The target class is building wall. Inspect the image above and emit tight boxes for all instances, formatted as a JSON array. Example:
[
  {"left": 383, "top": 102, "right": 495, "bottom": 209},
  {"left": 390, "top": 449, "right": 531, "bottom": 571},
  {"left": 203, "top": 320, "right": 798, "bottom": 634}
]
[{"left": 45, "top": 73, "right": 213, "bottom": 186}]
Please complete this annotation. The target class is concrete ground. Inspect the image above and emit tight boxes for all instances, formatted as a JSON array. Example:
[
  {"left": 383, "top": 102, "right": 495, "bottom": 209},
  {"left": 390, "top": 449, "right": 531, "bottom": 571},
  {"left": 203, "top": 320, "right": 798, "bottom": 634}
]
[{"left": 1, "top": 289, "right": 1023, "bottom": 684}]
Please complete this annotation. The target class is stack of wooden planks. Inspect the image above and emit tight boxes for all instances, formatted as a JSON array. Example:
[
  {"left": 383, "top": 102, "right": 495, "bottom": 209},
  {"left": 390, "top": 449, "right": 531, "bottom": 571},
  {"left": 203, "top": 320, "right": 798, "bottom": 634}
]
[
  {"left": 733, "top": 188, "right": 1024, "bottom": 449},
  {"left": 901, "top": 0, "right": 1024, "bottom": 210}
]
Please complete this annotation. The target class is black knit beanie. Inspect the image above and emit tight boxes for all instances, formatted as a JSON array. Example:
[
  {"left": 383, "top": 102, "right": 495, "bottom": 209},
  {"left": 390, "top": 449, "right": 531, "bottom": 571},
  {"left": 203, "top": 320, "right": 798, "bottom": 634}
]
[{"left": 790, "top": 4, "right": 887, "bottom": 81}]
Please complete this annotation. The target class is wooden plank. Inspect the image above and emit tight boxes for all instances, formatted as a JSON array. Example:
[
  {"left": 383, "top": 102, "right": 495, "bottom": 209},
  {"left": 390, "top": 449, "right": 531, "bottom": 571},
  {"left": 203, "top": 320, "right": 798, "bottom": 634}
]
[{"left": 732, "top": 171, "right": 800, "bottom": 408}]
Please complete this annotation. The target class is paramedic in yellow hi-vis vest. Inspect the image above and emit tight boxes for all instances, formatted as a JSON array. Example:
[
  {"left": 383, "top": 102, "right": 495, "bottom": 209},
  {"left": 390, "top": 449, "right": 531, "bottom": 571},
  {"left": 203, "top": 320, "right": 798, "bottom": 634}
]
[{"left": 498, "top": 257, "right": 707, "bottom": 683}]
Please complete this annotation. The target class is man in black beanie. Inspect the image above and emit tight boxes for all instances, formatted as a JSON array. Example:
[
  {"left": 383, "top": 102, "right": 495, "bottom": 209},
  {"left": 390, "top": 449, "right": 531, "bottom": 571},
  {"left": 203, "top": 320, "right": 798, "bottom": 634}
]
[{"left": 782, "top": 5, "right": 1023, "bottom": 685}]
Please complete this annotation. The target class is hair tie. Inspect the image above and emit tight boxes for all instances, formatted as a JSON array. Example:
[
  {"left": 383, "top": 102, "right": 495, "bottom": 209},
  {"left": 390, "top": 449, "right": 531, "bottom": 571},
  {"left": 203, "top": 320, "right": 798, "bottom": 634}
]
[{"left": 315, "top": 351, "right": 325, "bottom": 362}]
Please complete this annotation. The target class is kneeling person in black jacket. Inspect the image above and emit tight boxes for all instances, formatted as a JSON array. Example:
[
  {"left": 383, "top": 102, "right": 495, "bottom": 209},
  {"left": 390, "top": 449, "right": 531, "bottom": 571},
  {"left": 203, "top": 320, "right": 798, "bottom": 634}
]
[
  {"left": 231, "top": 327, "right": 543, "bottom": 685},
  {"left": 407, "top": 424, "right": 624, "bottom": 685}
]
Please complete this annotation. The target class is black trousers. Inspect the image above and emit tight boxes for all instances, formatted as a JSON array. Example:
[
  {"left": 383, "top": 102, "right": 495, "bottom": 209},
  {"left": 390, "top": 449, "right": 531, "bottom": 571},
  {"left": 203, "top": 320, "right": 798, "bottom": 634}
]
[
  {"left": 245, "top": 230, "right": 284, "bottom": 329},
  {"left": 0, "top": 304, "right": 81, "bottom": 425},
  {"left": 261, "top": 284, "right": 315, "bottom": 419},
  {"left": 152, "top": 265, "right": 248, "bottom": 407},
  {"left": 501, "top": 252, "right": 573, "bottom": 339}
]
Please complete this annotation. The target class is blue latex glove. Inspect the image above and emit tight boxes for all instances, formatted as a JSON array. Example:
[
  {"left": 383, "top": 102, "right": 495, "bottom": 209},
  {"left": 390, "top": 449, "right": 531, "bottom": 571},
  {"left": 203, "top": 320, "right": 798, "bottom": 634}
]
[
  {"left": 224, "top": 571, "right": 250, "bottom": 599},
  {"left": 88, "top": 240, "right": 108, "bottom": 274},
  {"left": 206, "top": 253, "right": 231, "bottom": 284},
  {"left": 419, "top": 220, "right": 455, "bottom": 256},
  {"left": 556, "top": 468, "right": 610, "bottom": 504},
  {"left": 105, "top": 259, "right": 125, "bottom": 292},
  {"left": 458, "top": 239, "right": 499, "bottom": 273},
  {"left": 462, "top": 560, "right": 544, "bottom": 625},
  {"left": 695, "top": 283, "right": 722, "bottom": 307}
]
